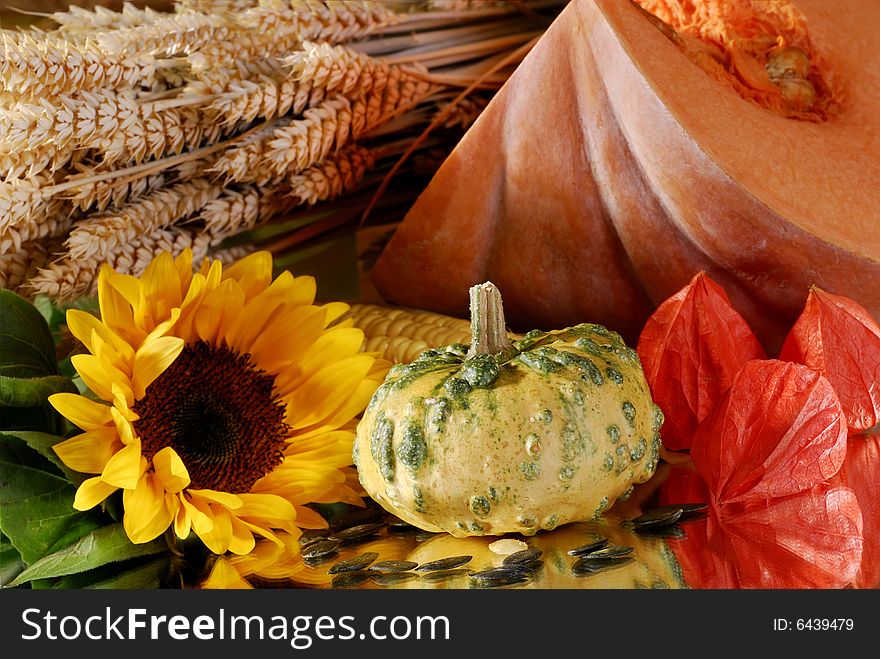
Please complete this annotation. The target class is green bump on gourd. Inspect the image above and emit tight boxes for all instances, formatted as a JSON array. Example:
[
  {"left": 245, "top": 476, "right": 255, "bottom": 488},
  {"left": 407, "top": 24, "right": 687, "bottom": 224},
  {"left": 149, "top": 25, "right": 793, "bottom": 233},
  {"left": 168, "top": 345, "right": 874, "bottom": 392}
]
[
  {"left": 520, "top": 461, "right": 541, "bottom": 480},
  {"left": 615, "top": 444, "right": 630, "bottom": 473},
  {"left": 558, "top": 464, "right": 576, "bottom": 481},
  {"left": 606, "top": 367, "right": 624, "bottom": 385},
  {"left": 630, "top": 437, "right": 648, "bottom": 462},
  {"left": 607, "top": 424, "right": 621, "bottom": 444},
  {"left": 413, "top": 485, "right": 426, "bottom": 513},
  {"left": 617, "top": 485, "right": 634, "bottom": 501},
  {"left": 371, "top": 413, "right": 396, "bottom": 482},
  {"left": 622, "top": 401, "right": 636, "bottom": 427},
  {"left": 444, "top": 376, "right": 471, "bottom": 398},
  {"left": 470, "top": 495, "right": 491, "bottom": 518},
  {"left": 460, "top": 353, "right": 501, "bottom": 388},
  {"left": 398, "top": 423, "right": 427, "bottom": 471},
  {"left": 651, "top": 403, "right": 665, "bottom": 431},
  {"left": 518, "top": 351, "right": 559, "bottom": 373}
]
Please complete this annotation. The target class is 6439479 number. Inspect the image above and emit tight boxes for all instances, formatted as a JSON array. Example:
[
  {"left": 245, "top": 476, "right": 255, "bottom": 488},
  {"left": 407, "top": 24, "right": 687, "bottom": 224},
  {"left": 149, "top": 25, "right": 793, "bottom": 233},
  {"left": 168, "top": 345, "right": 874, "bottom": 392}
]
[{"left": 796, "top": 619, "right": 853, "bottom": 631}]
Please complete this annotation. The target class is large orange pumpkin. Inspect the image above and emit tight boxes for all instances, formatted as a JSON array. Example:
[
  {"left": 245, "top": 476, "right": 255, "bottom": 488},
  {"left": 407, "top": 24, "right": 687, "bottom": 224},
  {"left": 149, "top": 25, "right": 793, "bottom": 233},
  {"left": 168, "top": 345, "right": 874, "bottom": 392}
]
[{"left": 371, "top": 0, "right": 880, "bottom": 351}]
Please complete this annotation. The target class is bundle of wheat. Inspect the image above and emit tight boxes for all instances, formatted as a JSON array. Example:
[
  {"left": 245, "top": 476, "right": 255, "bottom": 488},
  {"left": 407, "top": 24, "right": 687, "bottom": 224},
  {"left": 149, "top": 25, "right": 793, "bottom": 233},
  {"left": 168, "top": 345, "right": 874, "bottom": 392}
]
[{"left": 0, "top": 0, "right": 564, "bottom": 300}]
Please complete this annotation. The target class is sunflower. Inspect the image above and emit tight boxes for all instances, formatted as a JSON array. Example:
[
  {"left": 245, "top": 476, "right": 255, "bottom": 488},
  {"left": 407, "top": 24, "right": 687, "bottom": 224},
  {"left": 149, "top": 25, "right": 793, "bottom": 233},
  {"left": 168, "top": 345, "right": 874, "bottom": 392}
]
[{"left": 49, "top": 249, "right": 388, "bottom": 555}]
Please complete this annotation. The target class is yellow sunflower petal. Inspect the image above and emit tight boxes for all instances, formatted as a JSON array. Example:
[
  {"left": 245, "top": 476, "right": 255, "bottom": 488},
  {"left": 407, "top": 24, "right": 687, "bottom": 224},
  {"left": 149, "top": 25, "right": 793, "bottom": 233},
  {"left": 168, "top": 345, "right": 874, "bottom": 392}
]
[
  {"left": 123, "top": 472, "right": 175, "bottom": 543},
  {"left": 142, "top": 307, "right": 181, "bottom": 346},
  {"left": 197, "top": 506, "right": 233, "bottom": 554},
  {"left": 66, "top": 310, "right": 134, "bottom": 367},
  {"left": 131, "top": 335, "right": 184, "bottom": 399},
  {"left": 173, "top": 272, "right": 207, "bottom": 343},
  {"left": 194, "top": 279, "right": 244, "bottom": 345},
  {"left": 139, "top": 252, "right": 182, "bottom": 324},
  {"left": 275, "top": 327, "right": 365, "bottom": 395},
  {"left": 110, "top": 406, "right": 137, "bottom": 446},
  {"left": 71, "top": 354, "right": 130, "bottom": 403},
  {"left": 174, "top": 494, "right": 191, "bottom": 539},
  {"left": 49, "top": 394, "right": 113, "bottom": 431},
  {"left": 321, "top": 301, "right": 350, "bottom": 327},
  {"left": 202, "top": 558, "right": 253, "bottom": 589},
  {"left": 182, "top": 495, "right": 214, "bottom": 536},
  {"left": 100, "top": 439, "right": 143, "bottom": 489},
  {"left": 73, "top": 476, "right": 118, "bottom": 510},
  {"left": 203, "top": 258, "right": 223, "bottom": 289},
  {"left": 188, "top": 489, "right": 243, "bottom": 510},
  {"left": 228, "top": 516, "right": 257, "bottom": 555},
  {"left": 173, "top": 248, "right": 195, "bottom": 292},
  {"left": 248, "top": 305, "right": 327, "bottom": 374},
  {"left": 283, "top": 355, "right": 374, "bottom": 429},
  {"left": 278, "top": 272, "right": 317, "bottom": 308},
  {"left": 222, "top": 290, "right": 287, "bottom": 354},
  {"left": 153, "top": 447, "right": 190, "bottom": 494},
  {"left": 106, "top": 273, "right": 144, "bottom": 320},
  {"left": 220, "top": 251, "right": 272, "bottom": 300},
  {"left": 53, "top": 426, "right": 122, "bottom": 474},
  {"left": 293, "top": 505, "right": 331, "bottom": 529},
  {"left": 235, "top": 493, "right": 297, "bottom": 528},
  {"left": 98, "top": 265, "right": 145, "bottom": 347}
]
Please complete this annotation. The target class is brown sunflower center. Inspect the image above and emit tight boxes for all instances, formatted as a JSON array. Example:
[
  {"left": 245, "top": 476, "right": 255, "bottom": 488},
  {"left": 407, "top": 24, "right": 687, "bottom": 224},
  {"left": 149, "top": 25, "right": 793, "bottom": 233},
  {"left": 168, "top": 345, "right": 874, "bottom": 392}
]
[{"left": 133, "top": 341, "right": 288, "bottom": 493}]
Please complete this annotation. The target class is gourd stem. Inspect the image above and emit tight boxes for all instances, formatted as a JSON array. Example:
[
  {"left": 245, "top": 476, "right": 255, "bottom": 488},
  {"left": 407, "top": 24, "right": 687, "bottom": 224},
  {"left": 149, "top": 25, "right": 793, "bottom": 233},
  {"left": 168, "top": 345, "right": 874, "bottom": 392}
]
[{"left": 467, "top": 281, "right": 514, "bottom": 357}]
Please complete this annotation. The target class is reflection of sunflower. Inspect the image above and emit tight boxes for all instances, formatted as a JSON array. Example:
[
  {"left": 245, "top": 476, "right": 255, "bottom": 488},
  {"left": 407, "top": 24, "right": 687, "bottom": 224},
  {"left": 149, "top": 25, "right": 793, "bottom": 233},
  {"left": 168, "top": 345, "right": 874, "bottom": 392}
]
[
  {"left": 202, "top": 532, "right": 416, "bottom": 589},
  {"left": 49, "top": 250, "right": 387, "bottom": 555}
]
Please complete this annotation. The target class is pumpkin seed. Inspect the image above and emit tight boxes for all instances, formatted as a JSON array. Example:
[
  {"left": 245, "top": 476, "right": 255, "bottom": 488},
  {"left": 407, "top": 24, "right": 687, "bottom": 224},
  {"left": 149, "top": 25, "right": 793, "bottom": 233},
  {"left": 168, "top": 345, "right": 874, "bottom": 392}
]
[
  {"left": 648, "top": 503, "right": 708, "bottom": 521},
  {"left": 415, "top": 555, "right": 473, "bottom": 572},
  {"left": 636, "top": 524, "right": 687, "bottom": 540},
  {"left": 387, "top": 520, "right": 419, "bottom": 535},
  {"left": 589, "top": 545, "right": 634, "bottom": 559},
  {"left": 304, "top": 551, "right": 338, "bottom": 567},
  {"left": 571, "top": 556, "right": 635, "bottom": 576},
  {"left": 301, "top": 539, "right": 340, "bottom": 560},
  {"left": 370, "top": 572, "right": 419, "bottom": 586},
  {"left": 328, "top": 523, "right": 385, "bottom": 542},
  {"left": 567, "top": 539, "right": 610, "bottom": 557},
  {"left": 328, "top": 552, "right": 380, "bottom": 574},
  {"left": 420, "top": 568, "right": 472, "bottom": 583},
  {"left": 298, "top": 529, "right": 329, "bottom": 545},
  {"left": 623, "top": 507, "right": 683, "bottom": 529},
  {"left": 502, "top": 548, "right": 543, "bottom": 566},
  {"left": 370, "top": 560, "right": 419, "bottom": 573},
  {"left": 331, "top": 572, "right": 370, "bottom": 588},
  {"left": 469, "top": 566, "right": 533, "bottom": 588}
]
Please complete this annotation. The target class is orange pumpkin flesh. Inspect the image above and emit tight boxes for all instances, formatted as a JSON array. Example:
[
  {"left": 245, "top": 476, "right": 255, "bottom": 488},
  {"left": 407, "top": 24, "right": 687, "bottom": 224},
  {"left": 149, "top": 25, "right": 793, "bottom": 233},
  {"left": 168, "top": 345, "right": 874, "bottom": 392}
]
[{"left": 371, "top": 0, "right": 880, "bottom": 351}]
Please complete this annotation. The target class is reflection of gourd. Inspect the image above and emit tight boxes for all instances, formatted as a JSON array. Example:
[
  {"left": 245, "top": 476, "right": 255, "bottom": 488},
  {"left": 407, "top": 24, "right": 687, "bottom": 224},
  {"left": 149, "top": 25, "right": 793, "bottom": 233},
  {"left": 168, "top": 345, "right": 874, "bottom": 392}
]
[
  {"left": 354, "top": 282, "right": 664, "bottom": 537},
  {"left": 403, "top": 516, "right": 686, "bottom": 589}
]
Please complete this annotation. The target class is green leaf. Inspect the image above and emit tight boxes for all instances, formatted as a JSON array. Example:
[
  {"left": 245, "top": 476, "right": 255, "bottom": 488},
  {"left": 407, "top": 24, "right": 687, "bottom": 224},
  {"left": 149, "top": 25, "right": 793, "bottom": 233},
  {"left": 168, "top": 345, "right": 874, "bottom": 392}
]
[
  {"left": 7, "top": 430, "right": 88, "bottom": 484},
  {"left": 0, "top": 436, "right": 105, "bottom": 565},
  {"left": 10, "top": 523, "right": 166, "bottom": 585},
  {"left": 0, "top": 289, "right": 58, "bottom": 379},
  {"left": 54, "top": 555, "right": 170, "bottom": 589},
  {"left": 0, "top": 405, "right": 61, "bottom": 433},
  {"left": 0, "top": 535, "right": 25, "bottom": 586},
  {"left": 0, "top": 374, "right": 78, "bottom": 407}
]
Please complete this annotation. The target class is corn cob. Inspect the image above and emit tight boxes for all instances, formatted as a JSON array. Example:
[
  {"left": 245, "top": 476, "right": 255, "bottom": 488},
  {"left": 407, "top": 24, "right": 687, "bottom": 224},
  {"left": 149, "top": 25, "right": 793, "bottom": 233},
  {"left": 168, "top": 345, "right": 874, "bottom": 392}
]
[{"left": 346, "top": 302, "right": 472, "bottom": 364}]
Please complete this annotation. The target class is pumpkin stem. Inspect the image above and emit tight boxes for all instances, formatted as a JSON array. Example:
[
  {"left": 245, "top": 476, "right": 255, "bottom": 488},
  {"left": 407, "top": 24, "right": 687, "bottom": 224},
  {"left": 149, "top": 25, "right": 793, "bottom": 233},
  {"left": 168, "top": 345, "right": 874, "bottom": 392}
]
[{"left": 467, "top": 281, "right": 514, "bottom": 357}]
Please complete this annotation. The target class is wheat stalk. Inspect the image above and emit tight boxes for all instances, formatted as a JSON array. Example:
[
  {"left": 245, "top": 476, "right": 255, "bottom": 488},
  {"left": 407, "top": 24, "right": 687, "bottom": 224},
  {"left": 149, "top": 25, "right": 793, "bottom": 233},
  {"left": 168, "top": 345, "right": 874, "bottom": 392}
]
[
  {"left": 0, "top": 239, "right": 54, "bottom": 294},
  {"left": 30, "top": 224, "right": 213, "bottom": 301},
  {"left": 64, "top": 178, "right": 224, "bottom": 261},
  {"left": 0, "top": 32, "right": 156, "bottom": 100}
]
